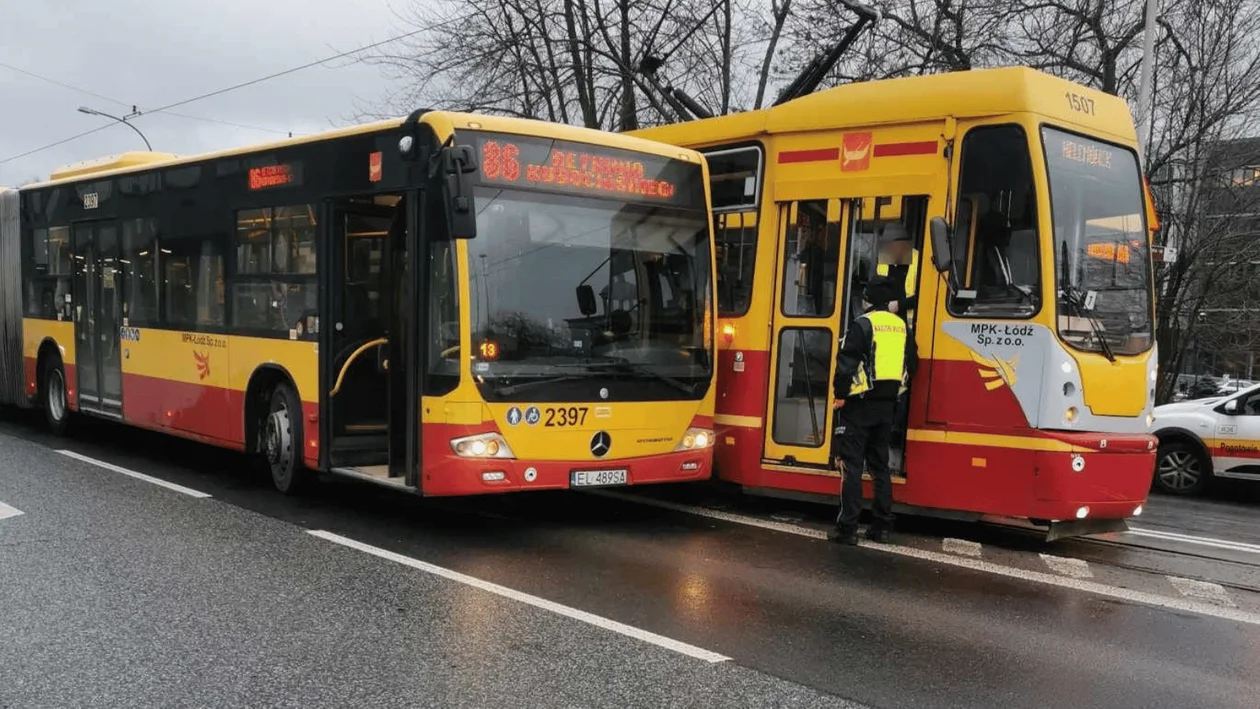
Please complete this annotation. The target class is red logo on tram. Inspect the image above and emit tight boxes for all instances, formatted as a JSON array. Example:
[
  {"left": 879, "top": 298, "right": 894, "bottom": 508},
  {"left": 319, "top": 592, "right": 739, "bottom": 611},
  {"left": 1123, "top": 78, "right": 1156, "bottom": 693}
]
[{"left": 841, "top": 132, "right": 873, "bottom": 172}]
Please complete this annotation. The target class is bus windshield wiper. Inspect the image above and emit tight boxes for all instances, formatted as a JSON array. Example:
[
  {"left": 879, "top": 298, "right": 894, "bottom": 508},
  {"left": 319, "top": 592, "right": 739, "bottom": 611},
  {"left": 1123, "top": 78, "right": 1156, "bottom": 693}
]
[
  {"left": 586, "top": 359, "right": 697, "bottom": 396},
  {"left": 491, "top": 374, "right": 590, "bottom": 397}
]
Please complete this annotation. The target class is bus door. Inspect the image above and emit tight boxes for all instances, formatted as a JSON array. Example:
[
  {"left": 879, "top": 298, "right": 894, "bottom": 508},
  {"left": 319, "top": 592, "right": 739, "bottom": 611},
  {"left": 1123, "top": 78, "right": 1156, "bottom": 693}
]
[
  {"left": 763, "top": 199, "right": 850, "bottom": 468},
  {"left": 71, "top": 220, "right": 123, "bottom": 419},
  {"left": 841, "top": 195, "right": 929, "bottom": 474},
  {"left": 324, "top": 195, "right": 401, "bottom": 469}
]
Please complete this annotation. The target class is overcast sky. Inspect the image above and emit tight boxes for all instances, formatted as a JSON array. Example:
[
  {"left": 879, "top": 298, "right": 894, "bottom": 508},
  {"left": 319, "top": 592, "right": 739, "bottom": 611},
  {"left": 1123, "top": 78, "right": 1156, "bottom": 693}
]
[{"left": 0, "top": 0, "right": 411, "bottom": 186}]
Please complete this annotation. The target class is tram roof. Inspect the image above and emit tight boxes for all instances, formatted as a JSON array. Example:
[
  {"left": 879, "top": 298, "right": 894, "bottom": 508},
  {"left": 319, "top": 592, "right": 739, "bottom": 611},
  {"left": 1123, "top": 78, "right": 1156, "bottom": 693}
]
[
  {"left": 631, "top": 66, "right": 1137, "bottom": 146},
  {"left": 27, "top": 111, "right": 702, "bottom": 189}
]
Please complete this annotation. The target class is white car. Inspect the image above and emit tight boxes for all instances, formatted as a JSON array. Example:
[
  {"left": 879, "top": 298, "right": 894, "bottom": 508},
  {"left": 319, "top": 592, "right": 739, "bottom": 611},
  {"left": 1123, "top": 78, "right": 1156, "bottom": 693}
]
[{"left": 1151, "top": 383, "right": 1260, "bottom": 495}]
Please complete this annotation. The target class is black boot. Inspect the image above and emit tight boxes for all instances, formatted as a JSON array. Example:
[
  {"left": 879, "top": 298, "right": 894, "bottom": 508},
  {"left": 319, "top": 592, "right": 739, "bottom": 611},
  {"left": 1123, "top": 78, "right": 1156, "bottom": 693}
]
[
  {"left": 827, "top": 526, "right": 859, "bottom": 545},
  {"left": 864, "top": 526, "right": 891, "bottom": 544}
]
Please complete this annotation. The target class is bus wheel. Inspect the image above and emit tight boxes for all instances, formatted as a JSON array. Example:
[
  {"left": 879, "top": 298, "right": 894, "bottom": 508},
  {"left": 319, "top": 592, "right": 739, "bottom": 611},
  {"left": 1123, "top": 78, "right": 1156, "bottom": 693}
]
[
  {"left": 264, "top": 384, "right": 307, "bottom": 495},
  {"left": 43, "top": 358, "right": 70, "bottom": 436}
]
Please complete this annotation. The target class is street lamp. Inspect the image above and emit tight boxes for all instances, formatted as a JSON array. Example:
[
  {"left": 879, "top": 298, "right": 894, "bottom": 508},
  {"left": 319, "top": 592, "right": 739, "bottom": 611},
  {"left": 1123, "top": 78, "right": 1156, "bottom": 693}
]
[{"left": 77, "top": 105, "right": 152, "bottom": 151}]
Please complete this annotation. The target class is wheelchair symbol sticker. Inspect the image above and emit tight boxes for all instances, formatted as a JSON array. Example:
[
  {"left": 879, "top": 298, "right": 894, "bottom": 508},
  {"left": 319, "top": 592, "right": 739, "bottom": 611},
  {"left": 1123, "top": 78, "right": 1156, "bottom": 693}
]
[
  {"left": 506, "top": 407, "right": 523, "bottom": 426},
  {"left": 525, "top": 406, "right": 541, "bottom": 425}
]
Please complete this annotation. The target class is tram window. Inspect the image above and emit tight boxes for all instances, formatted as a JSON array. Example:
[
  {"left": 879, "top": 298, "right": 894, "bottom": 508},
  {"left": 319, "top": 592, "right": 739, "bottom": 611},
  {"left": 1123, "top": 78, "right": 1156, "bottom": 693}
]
[
  {"left": 781, "top": 200, "right": 839, "bottom": 318},
  {"left": 771, "top": 328, "right": 833, "bottom": 447},
  {"left": 122, "top": 219, "right": 159, "bottom": 325},
  {"left": 715, "top": 211, "right": 757, "bottom": 316},
  {"left": 947, "top": 124, "right": 1041, "bottom": 318},
  {"left": 703, "top": 145, "right": 763, "bottom": 211}
]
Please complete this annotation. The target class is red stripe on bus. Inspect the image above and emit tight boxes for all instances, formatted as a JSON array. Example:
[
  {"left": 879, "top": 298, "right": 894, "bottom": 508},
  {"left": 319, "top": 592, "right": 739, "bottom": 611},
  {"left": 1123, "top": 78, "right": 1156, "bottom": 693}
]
[
  {"left": 778, "top": 148, "right": 840, "bottom": 164},
  {"left": 873, "top": 141, "right": 938, "bottom": 157}
]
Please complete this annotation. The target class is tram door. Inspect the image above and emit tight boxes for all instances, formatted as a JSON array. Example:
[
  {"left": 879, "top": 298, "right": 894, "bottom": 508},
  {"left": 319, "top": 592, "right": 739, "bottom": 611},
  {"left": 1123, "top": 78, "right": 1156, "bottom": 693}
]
[
  {"left": 763, "top": 199, "right": 854, "bottom": 467},
  {"left": 839, "top": 195, "right": 929, "bottom": 474},
  {"left": 72, "top": 220, "right": 123, "bottom": 419}
]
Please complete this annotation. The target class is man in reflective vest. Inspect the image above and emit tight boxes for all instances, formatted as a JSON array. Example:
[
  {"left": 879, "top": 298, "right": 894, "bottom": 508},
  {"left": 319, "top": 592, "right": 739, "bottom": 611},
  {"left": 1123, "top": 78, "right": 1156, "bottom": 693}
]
[
  {"left": 875, "top": 223, "right": 918, "bottom": 328},
  {"left": 827, "top": 275, "right": 918, "bottom": 545}
]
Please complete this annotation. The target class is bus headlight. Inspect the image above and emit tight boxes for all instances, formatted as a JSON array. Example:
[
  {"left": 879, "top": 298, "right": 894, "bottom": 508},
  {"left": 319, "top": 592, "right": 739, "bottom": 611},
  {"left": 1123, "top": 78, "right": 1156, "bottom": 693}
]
[
  {"left": 451, "top": 432, "right": 515, "bottom": 459},
  {"left": 676, "top": 427, "right": 715, "bottom": 451}
]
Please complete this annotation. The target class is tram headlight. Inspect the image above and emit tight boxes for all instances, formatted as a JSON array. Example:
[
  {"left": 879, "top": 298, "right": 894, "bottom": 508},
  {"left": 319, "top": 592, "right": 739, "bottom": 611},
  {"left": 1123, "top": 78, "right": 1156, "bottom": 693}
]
[
  {"left": 675, "top": 427, "right": 715, "bottom": 451},
  {"left": 451, "top": 432, "right": 515, "bottom": 459}
]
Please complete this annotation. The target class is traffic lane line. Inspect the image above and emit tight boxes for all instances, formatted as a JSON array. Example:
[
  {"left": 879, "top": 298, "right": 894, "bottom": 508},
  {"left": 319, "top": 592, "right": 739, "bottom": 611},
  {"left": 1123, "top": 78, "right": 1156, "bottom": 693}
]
[
  {"left": 943, "top": 538, "right": 982, "bottom": 557},
  {"left": 1124, "top": 526, "right": 1260, "bottom": 556},
  {"left": 1168, "top": 576, "right": 1237, "bottom": 608},
  {"left": 307, "top": 529, "right": 732, "bottom": 664},
  {"left": 56, "top": 450, "right": 211, "bottom": 499},
  {"left": 0, "top": 500, "right": 24, "bottom": 521},
  {"left": 1040, "top": 554, "right": 1093, "bottom": 579},
  {"left": 596, "top": 490, "right": 1260, "bottom": 628}
]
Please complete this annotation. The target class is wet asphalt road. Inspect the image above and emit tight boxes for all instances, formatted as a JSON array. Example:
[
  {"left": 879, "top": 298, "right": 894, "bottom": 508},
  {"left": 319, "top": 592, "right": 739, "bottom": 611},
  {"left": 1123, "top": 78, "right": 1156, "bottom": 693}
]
[{"left": 3, "top": 411, "right": 1260, "bottom": 708}]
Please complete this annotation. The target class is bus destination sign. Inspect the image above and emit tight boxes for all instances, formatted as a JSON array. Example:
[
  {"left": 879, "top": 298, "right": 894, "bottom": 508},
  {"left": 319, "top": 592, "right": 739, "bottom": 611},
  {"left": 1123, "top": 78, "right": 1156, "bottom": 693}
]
[
  {"left": 248, "top": 162, "right": 303, "bottom": 191},
  {"left": 468, "top": 132, "right": 703, "bottom": 208}
]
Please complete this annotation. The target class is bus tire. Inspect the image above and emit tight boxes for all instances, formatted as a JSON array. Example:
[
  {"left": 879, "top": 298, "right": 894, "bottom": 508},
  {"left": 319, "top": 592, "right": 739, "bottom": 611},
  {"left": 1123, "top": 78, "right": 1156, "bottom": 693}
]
[
  {"left": 264, "top": 383, "right": 307, "bottom": 495},
  {"left": 42, "top": 355, "right": 70, "bottom": 436}
]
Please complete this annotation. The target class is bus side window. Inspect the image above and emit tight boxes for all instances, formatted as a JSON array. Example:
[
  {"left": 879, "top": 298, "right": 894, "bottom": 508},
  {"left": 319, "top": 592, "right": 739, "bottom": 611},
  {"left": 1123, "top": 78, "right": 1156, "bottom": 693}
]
[
  {"left": 122, "top": 219, "right": 159, "bottom": 325},
  {"left": 947, "top": 125, "right": 1041, "bottom": 318}
]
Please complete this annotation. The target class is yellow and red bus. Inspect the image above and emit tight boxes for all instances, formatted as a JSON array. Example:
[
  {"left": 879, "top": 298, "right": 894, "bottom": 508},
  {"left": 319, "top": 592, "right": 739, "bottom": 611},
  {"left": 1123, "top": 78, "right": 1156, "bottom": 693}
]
[
  {"left": 0, "top": 111, "right": 718, "bottom": 495},
  {"left": 631, "top": 67, "right": 1157, "bottom": 538}
]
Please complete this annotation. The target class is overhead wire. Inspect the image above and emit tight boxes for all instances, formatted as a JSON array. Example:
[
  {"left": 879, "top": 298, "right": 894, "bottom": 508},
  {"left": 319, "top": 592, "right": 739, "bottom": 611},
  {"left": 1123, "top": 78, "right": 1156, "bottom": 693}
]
[
  {"left": 0, "top": 61, "right": 293, "bottom": 145},
  {"left": 1, "top": 21, "right": 437, "bottom": 167}
]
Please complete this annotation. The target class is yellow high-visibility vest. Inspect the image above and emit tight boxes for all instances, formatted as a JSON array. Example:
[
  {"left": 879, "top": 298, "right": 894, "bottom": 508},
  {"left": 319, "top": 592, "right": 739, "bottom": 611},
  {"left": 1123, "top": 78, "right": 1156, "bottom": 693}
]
[
  {"left": 876, "top": 247, "right": 919, "bottom": 300},
  {"left": 849, "top": 309, "right": 908, "bottom": 397}
]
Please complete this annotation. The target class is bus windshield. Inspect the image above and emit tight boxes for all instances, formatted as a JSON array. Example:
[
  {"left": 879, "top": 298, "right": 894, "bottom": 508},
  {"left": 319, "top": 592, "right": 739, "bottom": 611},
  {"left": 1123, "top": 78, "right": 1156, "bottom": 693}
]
[
  {"left": 468, "top": 187, "right": 712, "bottom": 402},
  {"left": 1042, "top": 127, "right": 1153, "bottom": 356}
]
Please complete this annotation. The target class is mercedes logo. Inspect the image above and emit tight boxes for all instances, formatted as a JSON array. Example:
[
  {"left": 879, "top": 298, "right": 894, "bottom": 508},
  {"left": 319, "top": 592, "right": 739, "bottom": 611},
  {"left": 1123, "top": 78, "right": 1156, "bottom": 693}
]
[{"left": 590, "top": 431, "right": 611, "bottom": 458}]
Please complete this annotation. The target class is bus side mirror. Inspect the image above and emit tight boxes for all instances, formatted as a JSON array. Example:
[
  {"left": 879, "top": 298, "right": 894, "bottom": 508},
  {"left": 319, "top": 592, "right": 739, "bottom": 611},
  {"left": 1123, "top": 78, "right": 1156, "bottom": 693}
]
[
  {"left": 442, "top": 145, "right": 478, "bottom": 240},
  {"left": 576, "top": 284, "right": 598, "bottom": 316},
  {"left": 929, "top": 216, "right": 952, "bottom": 273}
]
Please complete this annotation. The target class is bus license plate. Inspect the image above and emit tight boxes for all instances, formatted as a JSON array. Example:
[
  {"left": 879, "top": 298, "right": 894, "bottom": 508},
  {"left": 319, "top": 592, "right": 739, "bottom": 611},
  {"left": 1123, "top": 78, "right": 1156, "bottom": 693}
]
[{"left": 570, "top": 469, "right": 628, "bottom": 488}]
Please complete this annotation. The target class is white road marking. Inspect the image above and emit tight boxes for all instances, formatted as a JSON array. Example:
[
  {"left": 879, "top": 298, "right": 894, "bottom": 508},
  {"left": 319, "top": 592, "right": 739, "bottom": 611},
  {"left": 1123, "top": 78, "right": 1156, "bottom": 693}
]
[
  {"left": 308, "top": 529, "right": 731, "bottom": 664},
  {"left": 598, "top": 491, "right": 1260, "bottom": 627},
  {"left": 56, "top": 450, "right": 211, "bottom": 499},
  {"left": 1125, "top": 526, "right": 1260, "bottom": 556},
  {"left": 0, "top": 500, "right": 24, "bottom": 521},
  {"left": 1040, "top": 553, "right": 1093, "bottom": 579},
  {"left": 943, "top": 538, "right": 982, "bottom": 557},
  {"left": 1168, "top": 576, "right": 1237, "bottom": 608}
]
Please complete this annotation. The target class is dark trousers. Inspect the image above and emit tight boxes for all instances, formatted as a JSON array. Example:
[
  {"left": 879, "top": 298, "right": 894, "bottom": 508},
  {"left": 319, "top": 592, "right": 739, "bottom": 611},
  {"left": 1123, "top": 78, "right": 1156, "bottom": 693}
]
[{"left": 831, "top": 397, "right": 895, "bottom": 532}]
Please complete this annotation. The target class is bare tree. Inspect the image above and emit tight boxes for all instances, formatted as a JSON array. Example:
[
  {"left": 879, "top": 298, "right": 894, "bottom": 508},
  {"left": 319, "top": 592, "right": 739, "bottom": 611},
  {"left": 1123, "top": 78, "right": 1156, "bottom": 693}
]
[{"left": 1135, "top": 0, "right": 1260, "bottom": 400}]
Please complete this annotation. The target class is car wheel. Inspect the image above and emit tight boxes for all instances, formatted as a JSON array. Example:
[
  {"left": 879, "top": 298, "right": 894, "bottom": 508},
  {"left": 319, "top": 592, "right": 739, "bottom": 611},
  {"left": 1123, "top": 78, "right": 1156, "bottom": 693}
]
[{"left": 1154, "top": 440, "right": 1210, "bottom": 496}]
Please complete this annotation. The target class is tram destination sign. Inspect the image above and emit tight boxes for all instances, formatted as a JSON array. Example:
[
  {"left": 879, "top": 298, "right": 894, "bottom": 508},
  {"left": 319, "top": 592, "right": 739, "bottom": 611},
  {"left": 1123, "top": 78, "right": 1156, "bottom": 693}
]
[{"left": 466, "top": 131, "right": 704, "bottom": 209}]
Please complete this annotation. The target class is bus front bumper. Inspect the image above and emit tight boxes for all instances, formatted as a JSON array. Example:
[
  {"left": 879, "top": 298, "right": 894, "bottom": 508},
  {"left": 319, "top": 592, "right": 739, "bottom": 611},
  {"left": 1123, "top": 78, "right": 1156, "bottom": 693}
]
[{"left": 419, "top": 448, "right": 713, "bottom": 496}]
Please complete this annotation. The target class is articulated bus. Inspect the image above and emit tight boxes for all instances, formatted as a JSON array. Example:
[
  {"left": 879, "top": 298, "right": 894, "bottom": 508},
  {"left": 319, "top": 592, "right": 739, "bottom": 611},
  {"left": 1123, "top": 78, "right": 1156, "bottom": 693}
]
[
  {"left": 0, "top": 112, "right": 718, "bottom": 495},
  {"left": 631, "top": 67, "right": 1158, "bottom": 538}
]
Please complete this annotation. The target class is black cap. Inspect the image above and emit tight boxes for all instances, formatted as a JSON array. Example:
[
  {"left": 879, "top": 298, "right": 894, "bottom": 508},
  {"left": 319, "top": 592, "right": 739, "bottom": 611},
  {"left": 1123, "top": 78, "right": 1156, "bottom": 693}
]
[
  {"left": 864, "top": 275, "right": 900, "bottom": 307},
  {"left": 878, "top": 222, "right": 910, "bottom": 244}
]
